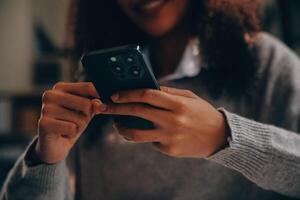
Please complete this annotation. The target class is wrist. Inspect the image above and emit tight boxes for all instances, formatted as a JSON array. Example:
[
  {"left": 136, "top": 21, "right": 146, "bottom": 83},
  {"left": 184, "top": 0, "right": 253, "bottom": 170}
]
[
  {"left": 209, "top": 110, "right": 231, "bottom": 156},
  {"left": 219, "top": 111, "right": 231, "bottom": 149},
  {"left": 25, "top": 138, "right": 46, "bottom": 167}
]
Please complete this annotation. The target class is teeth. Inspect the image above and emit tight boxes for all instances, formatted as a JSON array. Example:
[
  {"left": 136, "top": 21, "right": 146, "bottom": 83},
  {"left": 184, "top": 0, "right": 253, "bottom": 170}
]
[{"left": 142, "top": 0, "right": 164, "bottom": 10}]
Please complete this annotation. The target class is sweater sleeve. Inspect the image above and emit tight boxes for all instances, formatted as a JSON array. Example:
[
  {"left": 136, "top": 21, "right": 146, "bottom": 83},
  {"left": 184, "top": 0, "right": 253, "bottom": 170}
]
[
  {"left": 208, "top": 33, "right": 300, "bottom": 198},
  {"left": 208, "top": 109, "right": 300, "bottom": 198},
  {"left": 0, "top": 139, "right": 73, "bottom": 200}
]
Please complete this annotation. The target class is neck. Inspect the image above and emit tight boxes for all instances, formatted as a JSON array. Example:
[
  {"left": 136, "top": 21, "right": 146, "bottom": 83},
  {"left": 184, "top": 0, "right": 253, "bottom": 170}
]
[{"left": 149, "top": 26, "right": 191, "bottom": 78}]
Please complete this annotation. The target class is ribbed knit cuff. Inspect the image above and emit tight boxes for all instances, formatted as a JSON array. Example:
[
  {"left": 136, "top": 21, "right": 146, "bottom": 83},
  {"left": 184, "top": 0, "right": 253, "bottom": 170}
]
[
  {"left": 207, "top": 108, "right": 273, "bottom": 179},
  {"left": 9, "top": 138, "right": 68, "bottom": 191}
]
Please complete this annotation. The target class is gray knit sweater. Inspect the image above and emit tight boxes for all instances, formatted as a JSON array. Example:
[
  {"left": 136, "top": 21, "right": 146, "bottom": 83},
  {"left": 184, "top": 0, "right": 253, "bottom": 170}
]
[{"left": 1, "top": 33, "right": 300, "bottom": 200}]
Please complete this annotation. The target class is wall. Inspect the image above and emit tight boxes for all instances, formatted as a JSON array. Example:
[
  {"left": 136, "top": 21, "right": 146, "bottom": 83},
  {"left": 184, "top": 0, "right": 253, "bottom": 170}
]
[
  {"left": 0, "top": 0, "right": 33, "bottom": 92},
  {"left": 0, "top": 0, "right": 69, "bottom": 92}
]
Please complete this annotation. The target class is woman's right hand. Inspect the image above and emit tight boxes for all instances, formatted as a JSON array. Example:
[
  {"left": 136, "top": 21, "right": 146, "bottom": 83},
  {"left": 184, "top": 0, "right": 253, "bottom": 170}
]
[{"left": 35, "top": 82, "right": 105, "bottom": 164}]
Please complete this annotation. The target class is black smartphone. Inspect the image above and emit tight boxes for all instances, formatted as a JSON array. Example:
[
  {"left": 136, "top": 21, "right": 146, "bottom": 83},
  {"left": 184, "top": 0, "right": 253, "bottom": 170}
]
[{"left": 81, "top": 45, "right": 160, "bottom": 130}]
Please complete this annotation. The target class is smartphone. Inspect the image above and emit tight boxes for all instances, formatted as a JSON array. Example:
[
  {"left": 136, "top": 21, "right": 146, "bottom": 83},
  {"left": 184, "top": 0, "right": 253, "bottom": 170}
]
[{"left": 81, "top": 45, "right": 160, "bottom": 130}]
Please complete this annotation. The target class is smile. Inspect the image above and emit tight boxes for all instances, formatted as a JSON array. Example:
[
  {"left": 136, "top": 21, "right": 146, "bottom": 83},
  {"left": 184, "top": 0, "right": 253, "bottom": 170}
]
[{"left": 133, "top": 0, "right": 170, "bottom": 15}]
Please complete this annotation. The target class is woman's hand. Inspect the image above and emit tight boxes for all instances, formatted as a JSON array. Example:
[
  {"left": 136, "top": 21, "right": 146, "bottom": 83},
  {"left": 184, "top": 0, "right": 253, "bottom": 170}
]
[
  {"left": 96, "top": 86, "right": 228, "bottom": 158},
  {"left": 36, "top": 82, "right": 104, "bottom": 164}
]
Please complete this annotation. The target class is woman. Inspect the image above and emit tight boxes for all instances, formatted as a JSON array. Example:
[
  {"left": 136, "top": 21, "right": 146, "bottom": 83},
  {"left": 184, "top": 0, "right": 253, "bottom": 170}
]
[{"left": 1, "top": 0, "right": 300, "bottom": 199}]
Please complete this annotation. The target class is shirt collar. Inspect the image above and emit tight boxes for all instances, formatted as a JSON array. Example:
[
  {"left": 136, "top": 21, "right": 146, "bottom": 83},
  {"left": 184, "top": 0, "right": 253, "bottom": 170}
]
[{"left": 157, "top": 38, "right": 202, "bottom": 82}]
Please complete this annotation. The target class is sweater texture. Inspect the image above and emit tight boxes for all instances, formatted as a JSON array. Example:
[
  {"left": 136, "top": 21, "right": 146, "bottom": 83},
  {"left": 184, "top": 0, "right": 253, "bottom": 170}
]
[{"left": 1, "top": 33, "right": 300, "bottom": 200}]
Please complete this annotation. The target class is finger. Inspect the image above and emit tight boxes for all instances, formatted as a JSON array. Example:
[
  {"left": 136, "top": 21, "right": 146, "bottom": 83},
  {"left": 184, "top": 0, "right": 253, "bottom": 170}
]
[
  {"left": 152, "top": 143, "right": 182, "bottom": 157},
  {"left": 111, "top": 89, "right": 179, "bottom": 110},
  {"left": 39, "top": 117, "right": 78, "bottom": 139},
  {"left": 91, "top": 99, "right": 107, "bottom": 114},
  {"left": 160, "top": 86, "right": 198, "bottom": 98},
  {"left": 102, "top": 103, "right": 169, "bottom": 124},
  {"left": 41, "top": 104, "right": 90, "bottom": 129},
  {"left": 43, "top": 90, "right": 93, "bottom": 116},
  {"left": 114, "top": 123, "right": 166, "bottom": 143},
  {"left": 53, "top": 82, "right": 100, "bottom": 98}
]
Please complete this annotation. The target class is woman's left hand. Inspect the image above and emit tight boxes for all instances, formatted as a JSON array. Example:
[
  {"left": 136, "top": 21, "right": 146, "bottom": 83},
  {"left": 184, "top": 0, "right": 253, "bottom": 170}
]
[{"left": 96, "top": 86, "right": 229, "bottom": 158}]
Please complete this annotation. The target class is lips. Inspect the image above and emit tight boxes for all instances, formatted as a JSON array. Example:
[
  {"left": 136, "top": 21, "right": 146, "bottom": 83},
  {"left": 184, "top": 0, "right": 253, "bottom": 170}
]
[{"left": 133, "top": 0, "right": 170, "bottom": 16}]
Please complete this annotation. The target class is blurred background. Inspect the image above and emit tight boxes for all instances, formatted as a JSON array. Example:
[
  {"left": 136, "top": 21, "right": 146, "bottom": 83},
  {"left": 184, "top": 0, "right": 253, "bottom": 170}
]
[{"left": 0, "top": 0, "right": 300, "bottom": 187}]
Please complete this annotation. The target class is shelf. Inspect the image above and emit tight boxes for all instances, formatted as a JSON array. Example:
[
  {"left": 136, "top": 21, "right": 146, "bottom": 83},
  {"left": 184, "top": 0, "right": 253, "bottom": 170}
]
[{"left": 0, "top": 91, "right": 42, "bottom": 138}]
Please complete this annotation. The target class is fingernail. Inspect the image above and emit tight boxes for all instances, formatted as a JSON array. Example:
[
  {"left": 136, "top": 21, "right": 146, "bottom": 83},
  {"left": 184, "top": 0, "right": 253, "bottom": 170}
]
[
  {"left": 94, "top": 100, "right": 106, "bottom": 114},
  {"left": 99, "top": 104, "right": 107, "bottom": 112},
  {"left": 123, "top": 135, "right": 133, "bottom": 141},
  {"left": 111, "top": 93, "right": 119, "bottom": 102}
]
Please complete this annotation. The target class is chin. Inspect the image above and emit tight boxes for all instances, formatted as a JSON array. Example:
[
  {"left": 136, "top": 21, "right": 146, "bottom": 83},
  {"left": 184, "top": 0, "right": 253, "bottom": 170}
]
[
  {"left": 119, "top": 0, "right": 190, "bottom": 38},
  {"left": 140, "top": 18, "right": 179, "bottom": 38},
  {"left": 143, "top": 26, "right": 172, "bottom": 37}
]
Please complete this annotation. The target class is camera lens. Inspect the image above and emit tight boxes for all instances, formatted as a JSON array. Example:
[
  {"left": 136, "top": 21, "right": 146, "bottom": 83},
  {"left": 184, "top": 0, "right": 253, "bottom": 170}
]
[
  {"left": 111, "top": 65, "right": 124, "bottom": 74},
  {"left": 129, "top": 66, "right": 141, "bottom": 76},
  {"left": 126, "top": 56, "right": 135, "bottom": 64},
  {"left": 110, "top": 57, "right": 117, "bottom": 62}
]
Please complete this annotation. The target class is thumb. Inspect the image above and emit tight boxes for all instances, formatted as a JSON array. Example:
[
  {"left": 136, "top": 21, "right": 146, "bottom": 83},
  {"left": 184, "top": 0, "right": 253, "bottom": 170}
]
[{"left": 91, "top": 99, "right": 106, "bottom": 115}]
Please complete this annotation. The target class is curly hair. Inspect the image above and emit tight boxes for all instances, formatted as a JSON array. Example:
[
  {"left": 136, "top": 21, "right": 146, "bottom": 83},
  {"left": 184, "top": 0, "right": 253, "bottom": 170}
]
[{"left": 66, "top": 0, "right": 261, "bottom": 98}]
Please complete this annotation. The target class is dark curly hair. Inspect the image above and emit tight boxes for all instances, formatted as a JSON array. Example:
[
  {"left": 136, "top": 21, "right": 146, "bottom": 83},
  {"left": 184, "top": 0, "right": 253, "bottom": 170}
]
[{"left": 65, "top": 0, "right": 261, "bottom": 98}]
